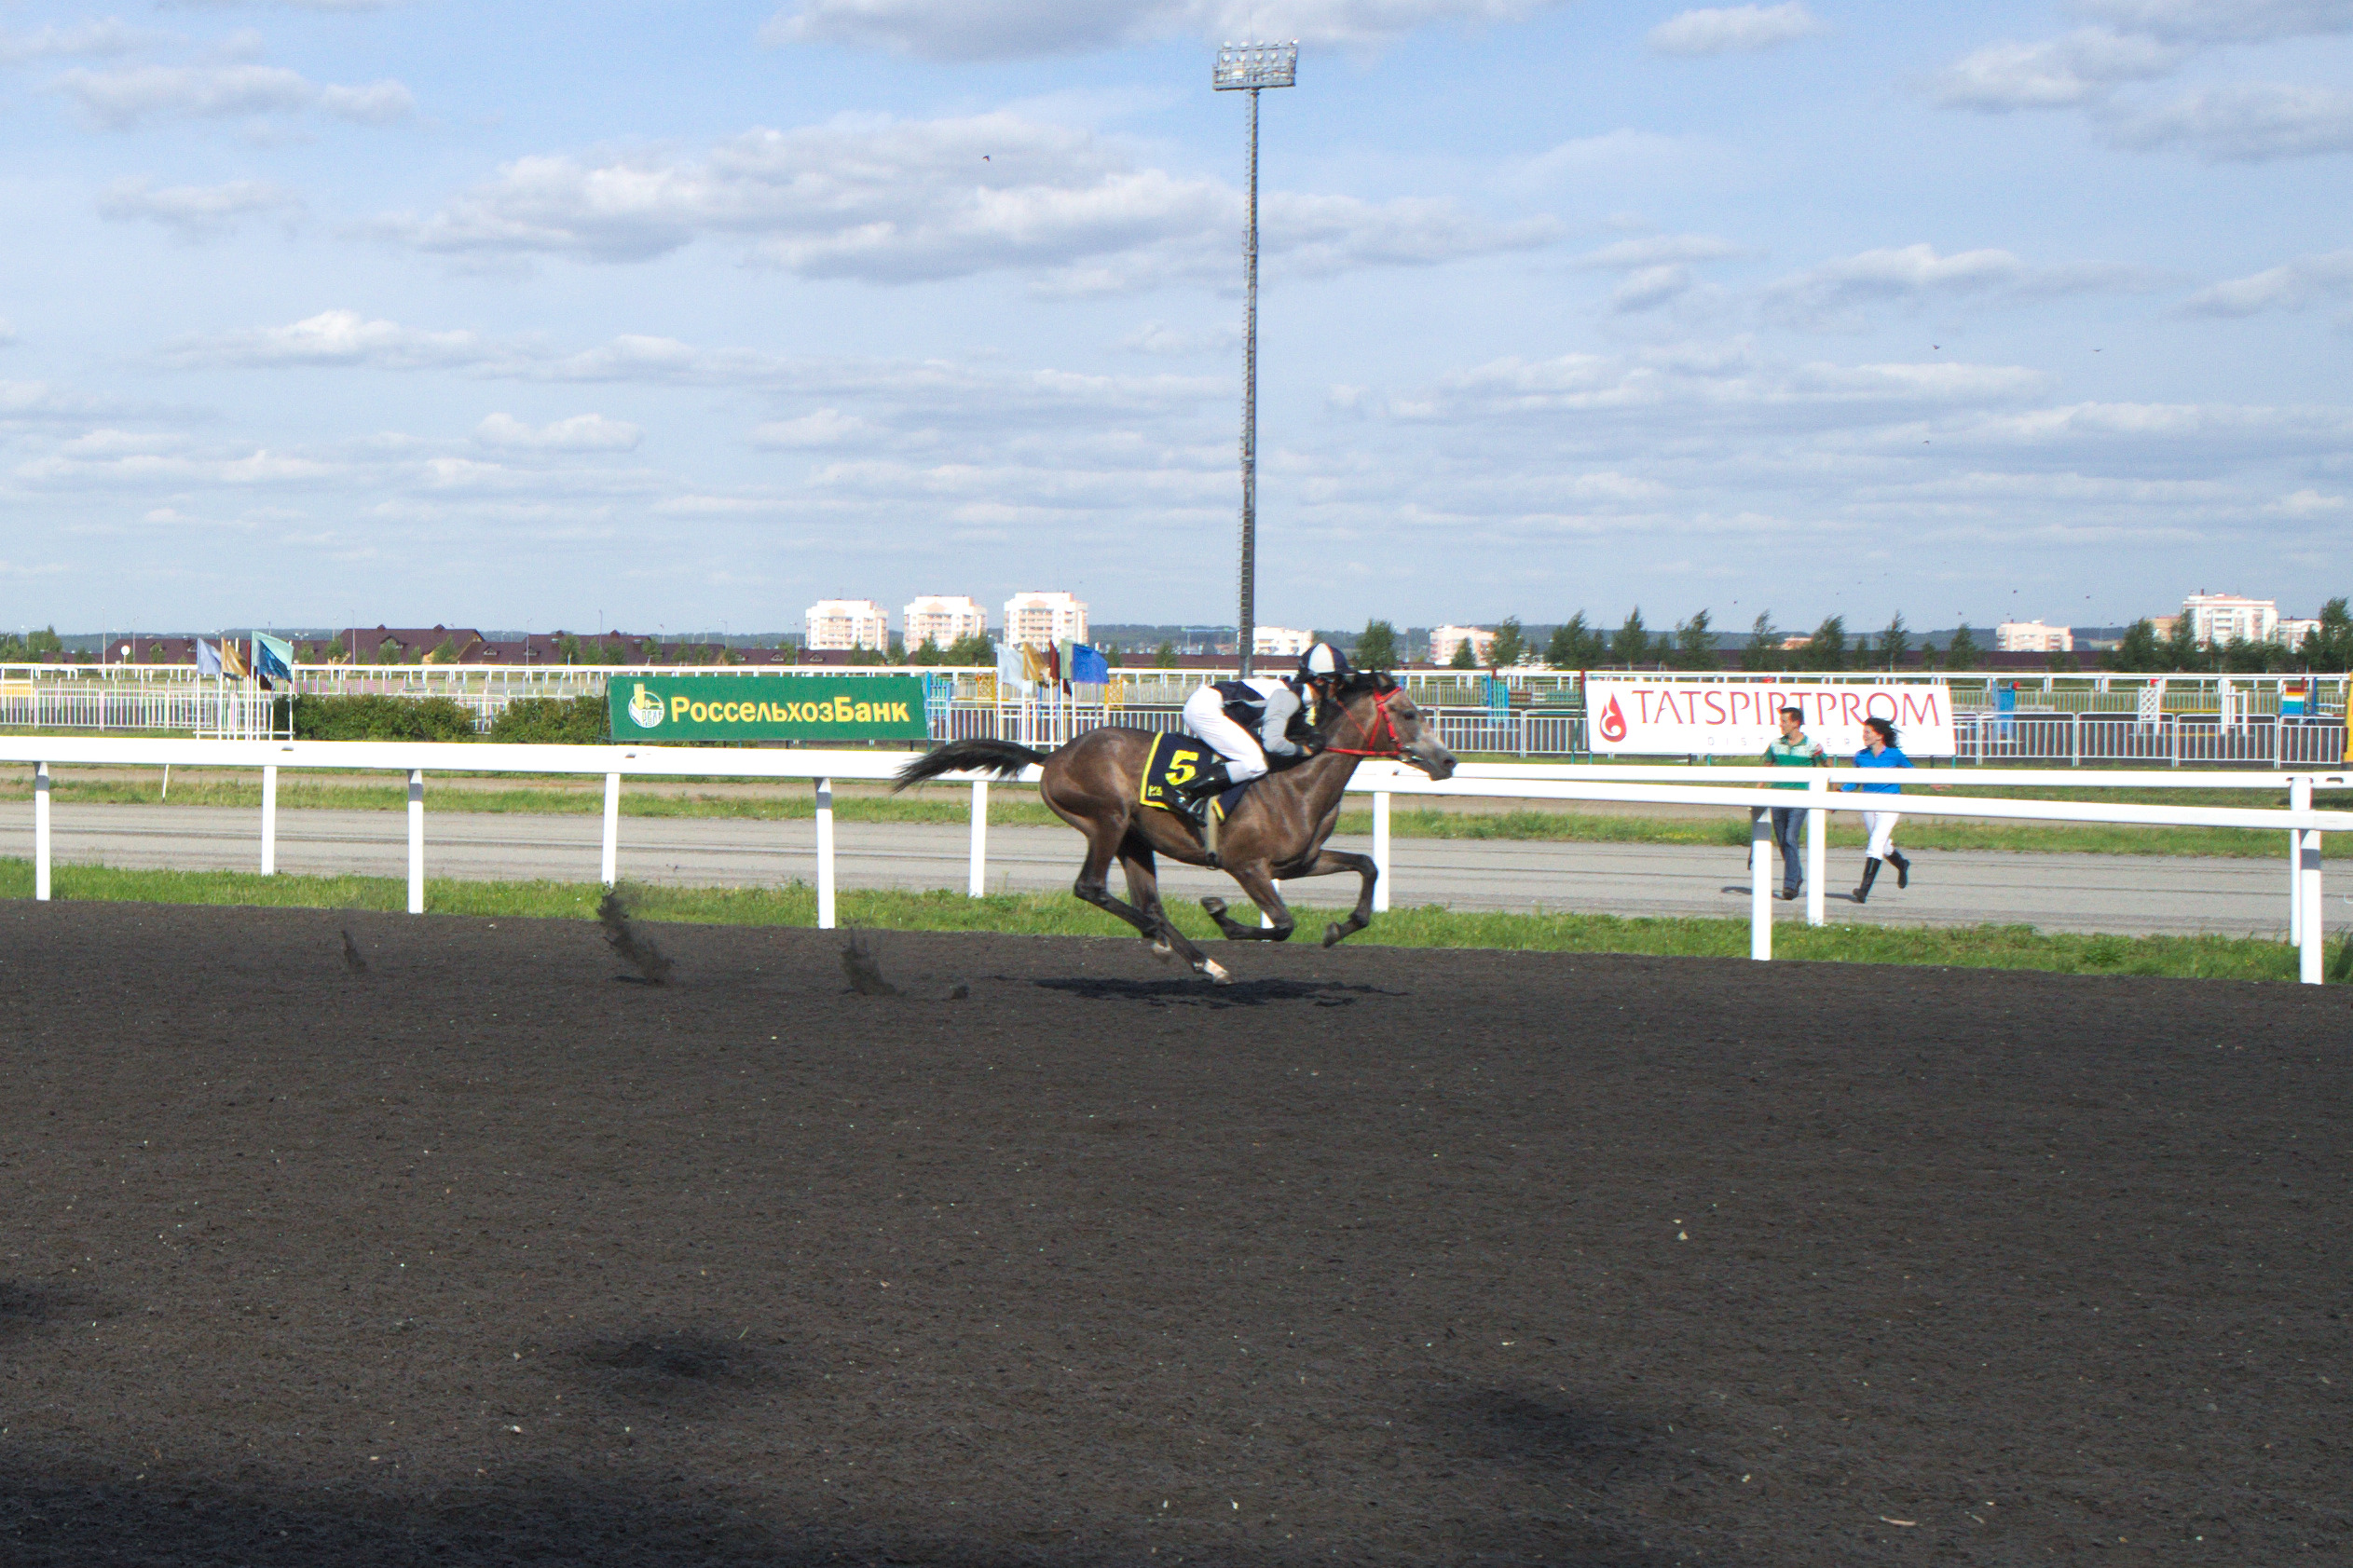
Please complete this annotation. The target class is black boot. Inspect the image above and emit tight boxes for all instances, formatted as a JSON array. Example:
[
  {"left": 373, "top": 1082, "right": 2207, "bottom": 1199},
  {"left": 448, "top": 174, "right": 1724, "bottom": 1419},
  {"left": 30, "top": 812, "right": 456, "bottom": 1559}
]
[
  {"left": 1888, "top": 850, "right": 1909, "bottom": 889},
  {"left": 1176, "top": 757, "right": 1234, "bottom": 811},
  {"left": 1853, "top": 857, "right": 1881, "bottom": 904}
]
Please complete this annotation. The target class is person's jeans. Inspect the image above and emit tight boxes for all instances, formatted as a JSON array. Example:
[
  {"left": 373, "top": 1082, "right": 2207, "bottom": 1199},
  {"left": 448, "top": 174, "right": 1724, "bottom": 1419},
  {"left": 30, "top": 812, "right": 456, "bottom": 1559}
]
[{"left": 1770, "top": 805, "right": 1804, "bottom": 893}]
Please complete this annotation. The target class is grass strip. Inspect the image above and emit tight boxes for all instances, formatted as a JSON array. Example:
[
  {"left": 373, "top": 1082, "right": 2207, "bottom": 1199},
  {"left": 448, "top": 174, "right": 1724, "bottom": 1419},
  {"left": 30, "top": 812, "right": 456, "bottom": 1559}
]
[
  {"left": 0, "top": 777, "right": 2318, "bottom": 859},
  {"left": 0, "top": 859, "right": 2331, "bottom": 984}
]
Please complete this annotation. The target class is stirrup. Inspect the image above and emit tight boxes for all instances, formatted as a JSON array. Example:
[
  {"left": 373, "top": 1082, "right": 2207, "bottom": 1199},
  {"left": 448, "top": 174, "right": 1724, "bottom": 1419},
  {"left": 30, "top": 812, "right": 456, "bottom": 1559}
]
[{"left": 1201, "top": 803, "right": 1221, "bottom": 866}]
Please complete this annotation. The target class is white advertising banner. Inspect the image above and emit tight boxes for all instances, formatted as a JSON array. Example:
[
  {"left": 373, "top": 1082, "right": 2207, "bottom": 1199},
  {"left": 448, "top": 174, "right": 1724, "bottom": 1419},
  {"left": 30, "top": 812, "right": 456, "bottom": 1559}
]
[{"left": 1585, "top": 679, "right": 1957, "bottom": 757}]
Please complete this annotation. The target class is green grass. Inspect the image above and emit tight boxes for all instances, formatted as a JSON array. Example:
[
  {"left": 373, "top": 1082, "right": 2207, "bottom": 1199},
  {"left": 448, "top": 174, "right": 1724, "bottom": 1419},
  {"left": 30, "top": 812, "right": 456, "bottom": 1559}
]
[
  {"left": 0, "top": 859, "right": 2332, "bottom": 984},
  {"left": 0, "top": 772, "right": 2326, "bottom": 858}
]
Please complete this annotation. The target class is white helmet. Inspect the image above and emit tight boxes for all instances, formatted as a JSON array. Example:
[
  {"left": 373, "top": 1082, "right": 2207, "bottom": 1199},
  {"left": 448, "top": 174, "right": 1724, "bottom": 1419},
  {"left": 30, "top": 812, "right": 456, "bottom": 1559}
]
[{"left": 1297, "top": 642, "right": 1350, "bottom": 682}]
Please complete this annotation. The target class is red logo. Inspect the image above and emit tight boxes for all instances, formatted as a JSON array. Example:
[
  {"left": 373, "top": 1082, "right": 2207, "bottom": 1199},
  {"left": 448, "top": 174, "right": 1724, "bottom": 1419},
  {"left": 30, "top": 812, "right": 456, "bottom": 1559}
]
[{"left": 1597, "top": 695, "right": 1627, "bottom": 743}]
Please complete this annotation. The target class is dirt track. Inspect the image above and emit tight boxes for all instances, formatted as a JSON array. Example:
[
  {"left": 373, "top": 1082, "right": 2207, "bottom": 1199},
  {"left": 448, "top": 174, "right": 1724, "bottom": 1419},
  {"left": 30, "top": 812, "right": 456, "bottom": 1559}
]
[{"left": 0, "top": 903, "right": 2346, "bottom": 1565}]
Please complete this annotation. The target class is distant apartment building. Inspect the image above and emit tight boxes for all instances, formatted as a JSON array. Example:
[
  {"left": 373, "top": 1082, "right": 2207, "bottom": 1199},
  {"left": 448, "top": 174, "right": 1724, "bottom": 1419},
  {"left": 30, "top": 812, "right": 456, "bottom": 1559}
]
[
  {"left": 2278, "top": 617, "right": 2321, "bottom": 649},
  {"left": 1995, "top": 620, "right": 2073, "bottom": 653},
  {"left": 805, "top": 599, "right": 890, "bottom": 651},
  {"left": 2182, "top": 592, "right": 2278, "bottom": 647},
  {"left": 903, "top": 594, "right": 988, "bottom": 651},
  {"left": 1252, "top": 625, "right": 1314, "bottom": 658},
  {"left": 1429, "top": 624, "right": 1497, "bottom": 666},
  {"left": 1004, "top": 591, "right": 1087, "bottom": 648}
]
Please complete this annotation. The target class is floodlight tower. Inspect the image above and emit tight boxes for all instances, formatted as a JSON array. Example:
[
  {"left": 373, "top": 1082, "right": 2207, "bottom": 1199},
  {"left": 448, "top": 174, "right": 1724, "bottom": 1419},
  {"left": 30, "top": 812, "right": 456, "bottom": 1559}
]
[{"left": 1213, "top": 40, "right": 1296, "bottom": 677}]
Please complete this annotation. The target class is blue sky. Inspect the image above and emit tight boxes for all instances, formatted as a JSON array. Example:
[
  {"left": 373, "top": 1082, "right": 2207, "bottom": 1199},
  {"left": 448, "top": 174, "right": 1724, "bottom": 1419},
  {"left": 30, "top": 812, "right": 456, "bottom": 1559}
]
[{"left": 3, "top": 0, "right": 2349, "bottom": 638}]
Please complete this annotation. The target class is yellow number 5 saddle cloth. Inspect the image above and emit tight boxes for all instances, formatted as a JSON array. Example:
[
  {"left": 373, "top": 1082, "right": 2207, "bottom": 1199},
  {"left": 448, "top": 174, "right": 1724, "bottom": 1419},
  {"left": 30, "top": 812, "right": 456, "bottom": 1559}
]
[{"left": 1137, "top": 732, "right": 1252, "bottom": 825}]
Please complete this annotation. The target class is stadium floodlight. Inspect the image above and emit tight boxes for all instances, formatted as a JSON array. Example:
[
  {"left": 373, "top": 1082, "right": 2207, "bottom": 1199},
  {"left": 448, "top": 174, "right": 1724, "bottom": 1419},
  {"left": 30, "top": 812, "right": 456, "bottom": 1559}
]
[{"left": 1213, "top": 40, "right": 1296, "bottom": 676}]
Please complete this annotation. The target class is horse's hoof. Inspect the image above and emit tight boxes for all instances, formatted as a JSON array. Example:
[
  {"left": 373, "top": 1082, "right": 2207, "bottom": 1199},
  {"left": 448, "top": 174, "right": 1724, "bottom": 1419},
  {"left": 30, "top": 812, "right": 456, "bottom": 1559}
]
[
  {"left": 1201, "top": 959, "right": 1231, "bottom": 985},
  {"left": 1200, "top": 896, "right": 1227, "bottom": 920},
  {"left": 1151, "top": 938, "right": 1173, "bottom": 962},
  {"left": 1322, "top": 922, "right": 1344, "bottom": 948}
]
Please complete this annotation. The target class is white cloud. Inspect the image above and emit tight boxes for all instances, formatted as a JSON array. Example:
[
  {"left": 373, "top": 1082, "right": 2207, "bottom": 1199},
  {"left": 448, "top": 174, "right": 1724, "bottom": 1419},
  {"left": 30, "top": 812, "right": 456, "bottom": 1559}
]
[
  {"left": 1647, "top": 4, "right": 1826, "bottom": 57},
  {"left": 1611, "top": 266, "right": 1694, "bottom": 311},
  {"left": 750, "top": 409, "right": 878, "bottom": 447},
  {"left": 98, "top": 176, "right": 305, "bottom": 237},
  {"left": 15, "top": 445, "right": 342, "bottom": 485},
  {"left": 379, "top": 112, "right": 1555, "bottom": 290},
  {"left": 2069, "top": 0, "right": 2353, "bottom": 46},
  {"left": 2181, "top": 249, "right": 2353, "bottom": 315},
  {"left": 1935, "top": 29, "right": 2185, "bottom": 110},
  {"left": 1115, "top": 320, "right": 1239, "bottom": 355},
  {"left": 2101, "top": 83, "right": 2353, "bottom": 159},
  {"left": 473, "top": 412, "right": 643, "bottom": 452},
  {"left": 1384, "top": 340, "right": 2048, "bottom": 424},
  {"left": 53, "top": 64, "right": 413, "bottom": 128},
  {"left": 0, "top": 20, "right": 165, "bottom": 64},
  {"left": 169, "top": 308, "right": 485, "bottom": 368},
  {"left": 1570, "top": 233, "right": 1744, "bottom": 269},
  {"left": 764, "top": 0, "right": 1554, "bottom": 61},
  {"left": 1765, "top": 243, "right": 2144, "bottom": 327},
  {"left": 0, "top": 380, "right": 124, "bottom": 421}
]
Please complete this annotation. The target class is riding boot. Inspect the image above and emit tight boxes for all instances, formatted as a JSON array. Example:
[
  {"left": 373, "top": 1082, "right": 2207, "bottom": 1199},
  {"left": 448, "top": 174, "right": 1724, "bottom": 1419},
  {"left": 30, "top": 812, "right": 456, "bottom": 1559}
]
[
  {"left": 1853, "top": 857, "right": 1881, "bottom": 905},
  {"left": 1887, "top": 849, "right": 1910, "bottom": 889}
]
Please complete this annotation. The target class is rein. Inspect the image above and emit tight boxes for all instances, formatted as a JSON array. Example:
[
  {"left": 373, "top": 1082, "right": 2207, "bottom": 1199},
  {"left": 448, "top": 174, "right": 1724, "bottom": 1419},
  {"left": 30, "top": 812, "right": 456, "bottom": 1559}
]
[{"left": 1321, "top": 689, "right": 1408, "bottom": 757}]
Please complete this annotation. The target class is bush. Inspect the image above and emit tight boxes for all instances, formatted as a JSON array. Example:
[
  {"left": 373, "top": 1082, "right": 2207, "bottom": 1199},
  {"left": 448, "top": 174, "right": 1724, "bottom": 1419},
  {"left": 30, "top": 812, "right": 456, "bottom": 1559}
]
[
  {"left": 291, "top": 694, "right": 480, "bottom": 742},
  {"left": 489, "top": 696, "right": 609, "bottom": 744}
]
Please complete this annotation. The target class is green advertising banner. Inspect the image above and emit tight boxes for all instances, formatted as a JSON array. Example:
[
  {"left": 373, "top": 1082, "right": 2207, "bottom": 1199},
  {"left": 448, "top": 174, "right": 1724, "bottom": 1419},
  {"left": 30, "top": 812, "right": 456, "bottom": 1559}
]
[{"left": 608, "top": 674, "right": 929, "bottom": 743}]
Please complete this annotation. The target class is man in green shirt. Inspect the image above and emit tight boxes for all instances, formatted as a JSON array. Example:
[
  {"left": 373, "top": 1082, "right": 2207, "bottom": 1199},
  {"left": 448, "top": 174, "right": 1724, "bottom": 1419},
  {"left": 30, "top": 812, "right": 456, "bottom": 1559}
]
[{"left": 1759, "top": 706, "right": 1826, "bottom": 900}]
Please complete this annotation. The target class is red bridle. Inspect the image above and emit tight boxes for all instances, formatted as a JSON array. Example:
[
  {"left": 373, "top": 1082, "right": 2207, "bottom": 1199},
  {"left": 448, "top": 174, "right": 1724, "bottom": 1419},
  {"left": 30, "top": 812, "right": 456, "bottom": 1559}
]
[{"left": 1321, "top": 688, "right": 1412, "bottom": 757}]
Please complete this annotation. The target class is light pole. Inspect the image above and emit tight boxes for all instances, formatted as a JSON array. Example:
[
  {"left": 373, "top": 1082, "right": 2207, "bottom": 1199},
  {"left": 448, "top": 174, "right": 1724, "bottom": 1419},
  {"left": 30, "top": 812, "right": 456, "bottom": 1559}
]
[{"left": 1214, "top": 40, "right": 1296, "bottom": 678}]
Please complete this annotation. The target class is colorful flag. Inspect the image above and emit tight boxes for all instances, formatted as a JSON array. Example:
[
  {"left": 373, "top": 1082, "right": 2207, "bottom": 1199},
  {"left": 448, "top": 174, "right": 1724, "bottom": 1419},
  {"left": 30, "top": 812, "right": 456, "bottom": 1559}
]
[
  {"left": 1070, "top": 644, "right": 1109, "bottom": 685},
  {"left": 219, "top": 641, "right": 251, "bottom": 679},
  {"left": 253, "top": 633, "right": 294, "bottom": 682},
  {"left": 195, "top": 639, "right": 223, "bottom": 676},
  {"left": 999, "top": 640, "right": 1032, "bottom": 694}
]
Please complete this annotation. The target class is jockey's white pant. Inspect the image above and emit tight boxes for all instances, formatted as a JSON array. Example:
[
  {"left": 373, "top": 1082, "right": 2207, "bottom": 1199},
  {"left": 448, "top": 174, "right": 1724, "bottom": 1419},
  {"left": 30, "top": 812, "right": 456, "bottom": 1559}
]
[
  {"left": 1180, "top": 687, "right": 1268, "bottom": 784},
  {"left": 1862, "top": 810, "right": 1899, "bottom": 860}
]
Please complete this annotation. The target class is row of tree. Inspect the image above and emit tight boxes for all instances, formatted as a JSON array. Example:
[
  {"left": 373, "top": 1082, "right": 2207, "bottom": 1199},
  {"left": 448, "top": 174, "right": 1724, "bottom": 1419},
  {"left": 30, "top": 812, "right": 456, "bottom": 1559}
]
[
  {"left": 2101, "top": 600, "right": 2353, "bottom": 673},
  {"left": 1345, "top": 599, "right": 2353, "bottom": 674}
]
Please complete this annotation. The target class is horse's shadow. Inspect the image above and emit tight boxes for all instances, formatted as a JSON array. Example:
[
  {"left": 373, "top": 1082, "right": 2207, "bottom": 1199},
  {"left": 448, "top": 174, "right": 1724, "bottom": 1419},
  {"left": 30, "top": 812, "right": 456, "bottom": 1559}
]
[{"left": 1028, "top": 975, "right": 1405, "bottom": 1009}]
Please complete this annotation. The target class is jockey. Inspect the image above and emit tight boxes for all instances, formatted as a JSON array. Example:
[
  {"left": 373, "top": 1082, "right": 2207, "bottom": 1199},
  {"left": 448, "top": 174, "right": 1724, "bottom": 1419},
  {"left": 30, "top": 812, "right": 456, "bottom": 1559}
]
[{"left": 1177, "top": 642, "right": 1352, "bottom": 807}]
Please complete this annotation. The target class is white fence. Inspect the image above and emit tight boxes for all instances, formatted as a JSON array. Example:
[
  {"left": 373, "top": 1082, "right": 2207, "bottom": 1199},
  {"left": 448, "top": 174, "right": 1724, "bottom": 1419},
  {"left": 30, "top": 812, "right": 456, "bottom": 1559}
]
[
  {"left": 4, "top": 739, "right": 2346, "bottom": 984},
  {"left": 7, "top": 665, "right": 2348, "bottom": 768}
]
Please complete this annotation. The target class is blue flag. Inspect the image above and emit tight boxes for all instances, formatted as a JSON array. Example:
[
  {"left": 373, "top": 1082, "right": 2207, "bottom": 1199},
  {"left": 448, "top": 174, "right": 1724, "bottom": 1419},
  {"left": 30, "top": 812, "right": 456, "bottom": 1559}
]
[
  {"left": 195, "top": 638, "right": 223, "bottom": 676},
  {"left": 1070, "top": 644, "right": 1109, "bottom": 685},
  {"left": 253, "top": 633, "right": 294, "bottom": 682}
]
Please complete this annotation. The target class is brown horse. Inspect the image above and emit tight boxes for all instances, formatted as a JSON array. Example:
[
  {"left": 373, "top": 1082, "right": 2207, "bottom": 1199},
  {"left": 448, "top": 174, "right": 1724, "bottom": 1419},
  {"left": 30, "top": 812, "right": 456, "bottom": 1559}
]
[{"left": 893, "top": 672, "right": 1457, "bottom": 982}]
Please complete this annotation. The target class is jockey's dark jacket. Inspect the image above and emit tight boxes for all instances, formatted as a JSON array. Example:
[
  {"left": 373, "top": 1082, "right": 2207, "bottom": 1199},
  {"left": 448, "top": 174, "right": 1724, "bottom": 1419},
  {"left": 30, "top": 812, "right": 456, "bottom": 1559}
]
[{"left": 1211, "top": 677, "right": 1320, "bottom": 759}]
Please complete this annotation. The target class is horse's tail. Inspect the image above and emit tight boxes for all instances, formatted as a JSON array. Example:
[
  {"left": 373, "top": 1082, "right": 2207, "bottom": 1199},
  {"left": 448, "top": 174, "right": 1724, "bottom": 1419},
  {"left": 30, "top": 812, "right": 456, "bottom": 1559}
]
[{"left": 892, "top": 738, "right": 1049, "bottom": 792}]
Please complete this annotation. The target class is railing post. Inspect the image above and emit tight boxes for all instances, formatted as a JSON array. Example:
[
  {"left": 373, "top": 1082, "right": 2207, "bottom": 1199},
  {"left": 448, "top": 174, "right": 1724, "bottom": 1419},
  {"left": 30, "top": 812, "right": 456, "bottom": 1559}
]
[
  {"left": 968, "top": 779, "right": 989, "bottom": 897},
  {"left": 406, "top": 769, "right": 425, "bottom": 914},
  {"left": 2290, "top": 775, "right": 2307, "bottom": 949},
  {"left": 1372, "top": 790, "right": 1391, "bottom": 913},
  {"left": 34, "top": 760, "right": 51, "bottom": 902},
  {"left": 600, "top": 771, "right": 621, "bottom": 886},
  {"left": 1750, "top": 809, "right": 1772, "bottom": 961},
  {"left": 2301, "top": 823, "right": 2324, "bottom": 986},
  {"left": 1806, "top": 774, "right": 1826, "bottom": 927},
  {"left": 814, "top": 776, "right": 836, "bottom": 930},
  {"left": 2071, "top": 712, "right": 2080, "bottom": 768},
  {"left": 260, "top": 764, "right": 278, "bottom": 875}
]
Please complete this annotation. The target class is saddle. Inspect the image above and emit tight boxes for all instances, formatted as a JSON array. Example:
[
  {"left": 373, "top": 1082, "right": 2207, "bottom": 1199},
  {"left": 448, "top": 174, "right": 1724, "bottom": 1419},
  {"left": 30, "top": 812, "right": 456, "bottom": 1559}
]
[{"left": 1139, "top": 733, "right": 1251, "bottom": 825}]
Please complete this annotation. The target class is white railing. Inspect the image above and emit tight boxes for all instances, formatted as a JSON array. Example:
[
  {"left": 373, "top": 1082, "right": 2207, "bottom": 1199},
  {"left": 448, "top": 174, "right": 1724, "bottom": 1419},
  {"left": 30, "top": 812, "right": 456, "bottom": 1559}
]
[{"left": 4, "top": 739, "right": 2346, "bottom": 983}]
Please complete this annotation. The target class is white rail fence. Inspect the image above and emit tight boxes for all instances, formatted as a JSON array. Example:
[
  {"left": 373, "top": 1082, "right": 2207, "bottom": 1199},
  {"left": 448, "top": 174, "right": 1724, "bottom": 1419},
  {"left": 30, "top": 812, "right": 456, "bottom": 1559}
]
[{"left": 6, "top": 740, "right": 2347, "bottom": 983}]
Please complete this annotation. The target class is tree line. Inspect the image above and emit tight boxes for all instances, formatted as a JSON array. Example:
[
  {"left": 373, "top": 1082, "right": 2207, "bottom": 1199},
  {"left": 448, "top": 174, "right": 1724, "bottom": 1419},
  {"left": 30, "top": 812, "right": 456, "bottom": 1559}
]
[{"left": 1340, "top": 599, "right": 2353, "bottom": 674}]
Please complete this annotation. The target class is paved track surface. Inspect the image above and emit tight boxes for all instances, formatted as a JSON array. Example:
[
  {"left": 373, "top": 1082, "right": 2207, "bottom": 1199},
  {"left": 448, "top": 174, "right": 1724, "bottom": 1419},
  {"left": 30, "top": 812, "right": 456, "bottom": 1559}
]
[{"left": 4, "top": 801, "right": 2342, "bottom": 936}]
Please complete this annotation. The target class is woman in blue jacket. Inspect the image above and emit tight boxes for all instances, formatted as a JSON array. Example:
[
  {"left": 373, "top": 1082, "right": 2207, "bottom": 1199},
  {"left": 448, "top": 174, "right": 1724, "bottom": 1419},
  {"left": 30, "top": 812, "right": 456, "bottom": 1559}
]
[{"left": 1840, "top": 716, "right": 1912, "bottom": 903}]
